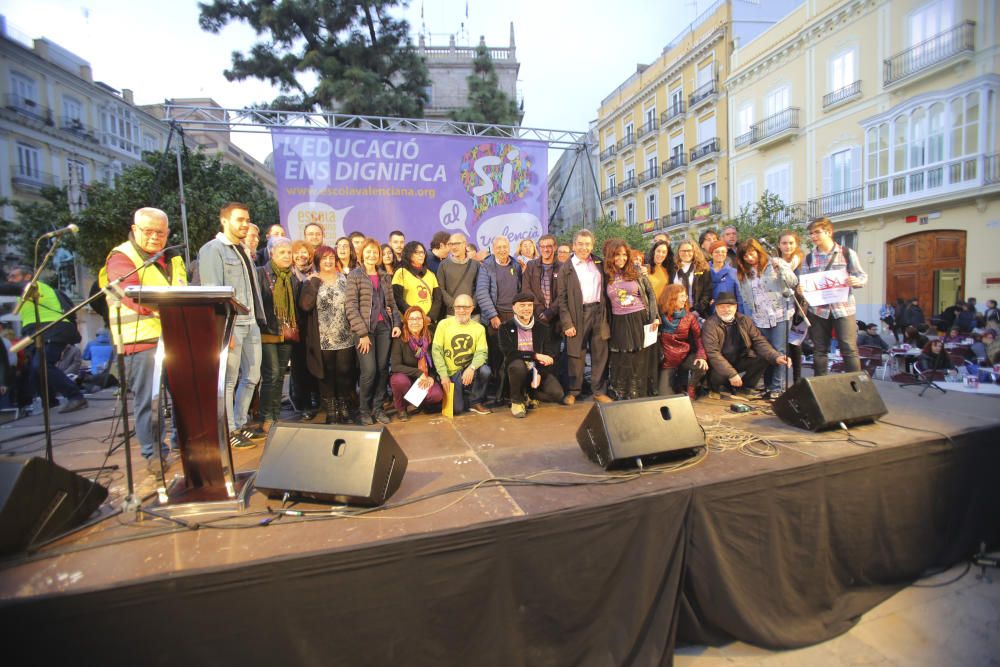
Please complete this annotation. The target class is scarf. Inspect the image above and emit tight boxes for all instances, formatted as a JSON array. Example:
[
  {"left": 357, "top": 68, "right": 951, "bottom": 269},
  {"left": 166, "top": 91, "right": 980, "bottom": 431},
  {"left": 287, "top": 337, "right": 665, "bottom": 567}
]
[
  {"left": 271, "top": 261, "right": 296, "bottom": 328},
  {"left": 514, "top": 315, "right": 535, "bottom": 331},
  {"left": 407, "top": 335, "right": 432, "bottom": 375},
  {"left": 661, "top": 309, "right": 685, "bottom": 334}
]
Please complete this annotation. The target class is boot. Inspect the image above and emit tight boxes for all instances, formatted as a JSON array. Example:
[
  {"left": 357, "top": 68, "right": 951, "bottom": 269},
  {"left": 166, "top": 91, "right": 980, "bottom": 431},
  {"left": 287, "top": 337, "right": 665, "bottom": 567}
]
[
  {"left": 336, "top": 398, "right": 351, "bottom": 424},
  {"left": 323, "top": 398, "right": 338, "bottom": 425},
  {"left": 687, "top": 385, "right": 697, "bottom": 401}
]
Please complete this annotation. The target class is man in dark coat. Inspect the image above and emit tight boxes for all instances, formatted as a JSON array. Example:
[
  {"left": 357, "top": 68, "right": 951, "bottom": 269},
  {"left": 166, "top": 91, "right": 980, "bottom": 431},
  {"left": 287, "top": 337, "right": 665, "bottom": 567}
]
[
  {"left": 557, "top": 229, "right": 611, "bottom": 404},
  {"left": 702, "top": 292, "right": 789, "bottom": 399},
  {"left": 498, "top": 292, "right": 565, "bottom": 417}
]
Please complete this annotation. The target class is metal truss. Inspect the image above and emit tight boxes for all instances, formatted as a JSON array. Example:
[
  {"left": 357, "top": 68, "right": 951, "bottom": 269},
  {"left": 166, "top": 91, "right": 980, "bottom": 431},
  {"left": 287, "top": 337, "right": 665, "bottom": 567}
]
[{"left": 161, "top": 104, "right": 590, "bottom": 149}]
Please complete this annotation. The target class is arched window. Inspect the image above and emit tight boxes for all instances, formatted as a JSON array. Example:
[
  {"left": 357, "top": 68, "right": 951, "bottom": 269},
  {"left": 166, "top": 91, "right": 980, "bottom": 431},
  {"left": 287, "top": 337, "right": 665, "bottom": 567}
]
[
  {"left": 964, "top": 92, "right": 979, "bottom": 156},
  {"left": 949, "top": 97, "right": 964, "bottom": 159},
  {"left": 909, "top": 108, "right": 926, "bottom": 168},
  {"left": 927, "top": 103, "right": 945, "bottom": 164}
]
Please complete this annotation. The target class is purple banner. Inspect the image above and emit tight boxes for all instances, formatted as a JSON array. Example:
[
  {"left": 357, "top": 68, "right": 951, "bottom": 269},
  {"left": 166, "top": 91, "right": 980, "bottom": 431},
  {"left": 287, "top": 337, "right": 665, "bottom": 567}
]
[{"left": 270, "top": 128, "right": 548, "bottom": 249}]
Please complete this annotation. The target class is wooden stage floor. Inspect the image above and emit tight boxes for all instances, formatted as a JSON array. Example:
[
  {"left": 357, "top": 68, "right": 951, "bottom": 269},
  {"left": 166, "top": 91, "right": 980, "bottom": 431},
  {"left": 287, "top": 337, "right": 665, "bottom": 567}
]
[{"left": 1, "top": 378, "right": 997, "bottom": 602}]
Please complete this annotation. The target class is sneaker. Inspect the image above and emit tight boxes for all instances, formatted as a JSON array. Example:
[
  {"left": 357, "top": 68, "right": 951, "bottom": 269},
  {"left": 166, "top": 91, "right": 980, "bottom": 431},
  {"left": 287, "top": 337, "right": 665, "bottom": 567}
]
[
  {"left": 374, "top": 410, "right": 392, "bottom": 425},
  {"left": 355, "top": 413, "right": 374, "bottom": 426},
  {"left": 561, "top": 395, "right": 576, "bottom": 406},
  {"left": 469, "top": 403, "right": 492, "bottom": 415},
  {"left": 58, "top": 397, "right": 88, "bottom": 414},
  {"left": 145, "top": 456, "right": 166, "bottom": 479},
  {"left": 229, "top": 430, "right": 257, "bottom": 449},
  {"left": 525, "top": 398, "right": 540, "bottom": 410},
  {"left": 510, "top": 403, "right": 527, "bottom": 419},
  {"left": 245, "top": 425, "right": 267, "bottom": 439},
  {"left": 593, "top": 394, "right": 613, "bottom": 404},
  {"left": 396, "top": 410, "right": 410, "bottom": 422}
]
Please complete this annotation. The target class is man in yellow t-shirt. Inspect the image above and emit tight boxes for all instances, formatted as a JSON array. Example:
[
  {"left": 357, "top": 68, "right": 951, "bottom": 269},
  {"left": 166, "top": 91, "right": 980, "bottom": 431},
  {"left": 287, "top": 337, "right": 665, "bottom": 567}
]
[{"left": 431, "top": 294, "right": 490, "bottom": 414}]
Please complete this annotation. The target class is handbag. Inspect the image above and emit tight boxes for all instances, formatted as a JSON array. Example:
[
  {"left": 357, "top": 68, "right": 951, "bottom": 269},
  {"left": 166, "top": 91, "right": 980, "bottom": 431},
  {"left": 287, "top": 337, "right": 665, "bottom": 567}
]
[{"left": 280, "top": 320, "right": 300, "bottom": 343}]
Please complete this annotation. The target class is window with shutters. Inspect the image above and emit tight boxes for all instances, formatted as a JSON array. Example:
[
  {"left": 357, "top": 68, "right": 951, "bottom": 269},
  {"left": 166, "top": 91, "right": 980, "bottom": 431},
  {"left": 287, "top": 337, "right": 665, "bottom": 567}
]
[
  {"left": 737, "top": 179, "right": 755, "bottom": 210},
  {"left": 646, "top": 192, "right": 658, "bottom": 221},
  {"left": 625, "top": 201, "right": 636, "bottom": 226},
  {"left": 764, "top": 164, "right": 791, "bottom": 205}
]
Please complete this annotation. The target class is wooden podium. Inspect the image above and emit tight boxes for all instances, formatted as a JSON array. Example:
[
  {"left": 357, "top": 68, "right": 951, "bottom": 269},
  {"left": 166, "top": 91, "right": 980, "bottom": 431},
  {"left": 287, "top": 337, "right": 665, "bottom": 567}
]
[{"left": 124, "top": 286, "right": 252, "bottom": 514}]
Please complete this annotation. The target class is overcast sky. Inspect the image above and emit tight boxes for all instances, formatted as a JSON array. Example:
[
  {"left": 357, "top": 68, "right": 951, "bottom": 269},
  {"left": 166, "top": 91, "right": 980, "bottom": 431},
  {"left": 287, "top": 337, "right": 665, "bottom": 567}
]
[{"left": 3, "top": 0, "right": 707, "bottom": 167}]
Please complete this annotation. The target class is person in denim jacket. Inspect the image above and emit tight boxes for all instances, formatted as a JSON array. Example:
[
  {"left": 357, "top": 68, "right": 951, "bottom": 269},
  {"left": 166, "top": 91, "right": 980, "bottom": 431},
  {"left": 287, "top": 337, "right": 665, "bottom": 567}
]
[{"left": 198, "top": 202, "right": 266, "bottom": 448}]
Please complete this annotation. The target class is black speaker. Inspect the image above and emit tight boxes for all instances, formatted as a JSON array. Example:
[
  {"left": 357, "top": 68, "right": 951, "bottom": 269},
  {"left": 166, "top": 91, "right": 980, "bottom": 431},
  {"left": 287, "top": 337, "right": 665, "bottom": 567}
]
[
  {"left": 254, "top": 423, "right": 408, "bottom": 506},
  {"left": 0, "top": 456, "right": 109, "bottom": 555},
  {"left": 773, "top": 372, "right": 888, "bottom": 431},
  {"left": 576, "top": 395, "right": 705, "bottom": 469}
]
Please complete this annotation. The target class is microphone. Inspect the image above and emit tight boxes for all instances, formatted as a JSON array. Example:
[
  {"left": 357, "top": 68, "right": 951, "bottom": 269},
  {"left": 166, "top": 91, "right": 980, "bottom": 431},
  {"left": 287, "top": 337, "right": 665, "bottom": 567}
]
[
  {"left": 757, "top": 237, "right": 777, "bottom": 253},
  {"left": 40, "top": 224, "right": 79, "bottom": 239}
]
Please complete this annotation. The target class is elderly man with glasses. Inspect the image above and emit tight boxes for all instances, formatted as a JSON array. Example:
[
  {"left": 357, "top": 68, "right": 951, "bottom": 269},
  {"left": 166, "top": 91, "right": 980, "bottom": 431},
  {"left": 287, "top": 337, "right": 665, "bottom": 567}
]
[
  {"left": 104, "top": 207, "right": 187, "bottom": 477},
  {"left": 431, "top": 294, "right": 491, "bottom": 415}
]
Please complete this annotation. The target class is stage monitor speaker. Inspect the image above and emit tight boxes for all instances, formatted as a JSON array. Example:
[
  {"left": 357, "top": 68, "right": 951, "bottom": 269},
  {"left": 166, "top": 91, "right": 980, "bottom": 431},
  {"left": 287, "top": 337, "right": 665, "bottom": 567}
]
[
  {"left": 576, "top": 395, "right": 705, "bottom": 469},
  {"left": 0, "top": 456, "right": 109, "bottom": 555},
  {"left": 254, "top": 423, "right": 408, "bottom": 506},
  {"left": 772, "top": 372, "right": 888, "bottom": 431}
]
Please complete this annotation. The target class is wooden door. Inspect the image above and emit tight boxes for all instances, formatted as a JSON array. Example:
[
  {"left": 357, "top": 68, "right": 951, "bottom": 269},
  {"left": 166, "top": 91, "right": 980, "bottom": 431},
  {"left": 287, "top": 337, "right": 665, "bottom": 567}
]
[{"left": 885, "top": 230, "right": 966, "bottom": 315}]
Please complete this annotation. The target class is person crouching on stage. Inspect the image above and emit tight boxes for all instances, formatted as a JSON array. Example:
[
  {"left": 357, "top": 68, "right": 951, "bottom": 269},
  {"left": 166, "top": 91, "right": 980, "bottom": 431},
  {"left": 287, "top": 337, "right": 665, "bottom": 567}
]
[
  {"left": 389, "top": 306, "right": 444, "bottom": 421},
  {"left": 657, "top": 284, "right": 708, "bottom": 400},
  {"left": 702, "top": 292, "right": 790, "bottom": 399},
  {"left": 431, "top": 294, "right": 492, "bottom": 415},
  {"left": 104, "top": 207, "right": 186, "bottom": 477},
  {"left": 498, "top": 292, "right": 565, "bottom": 418}
]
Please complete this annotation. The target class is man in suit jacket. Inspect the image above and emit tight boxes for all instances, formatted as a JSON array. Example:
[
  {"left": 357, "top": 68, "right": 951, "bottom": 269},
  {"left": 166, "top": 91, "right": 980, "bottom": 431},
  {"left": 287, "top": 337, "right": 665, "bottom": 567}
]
[
  {"left": 522, "top": 234, "right": 561, "bottom": 333},
  {"left": 557, "top": 229, "right": 612, "bottom": 404}
]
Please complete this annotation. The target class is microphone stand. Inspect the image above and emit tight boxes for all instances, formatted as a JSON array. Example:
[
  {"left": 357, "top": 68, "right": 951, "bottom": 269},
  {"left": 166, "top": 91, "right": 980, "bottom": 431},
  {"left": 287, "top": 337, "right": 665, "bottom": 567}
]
[
  {"left": 13, "top": 234, "right": 72, "bottom": 461},
  {"left": 12, "top": 246, "right": 179, "bottom": 510}
]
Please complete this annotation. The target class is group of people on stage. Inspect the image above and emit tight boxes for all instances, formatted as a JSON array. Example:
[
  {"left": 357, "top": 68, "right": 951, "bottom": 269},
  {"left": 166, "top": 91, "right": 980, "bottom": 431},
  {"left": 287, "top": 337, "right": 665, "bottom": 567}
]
[{"left": 73, "top": 203, "right": 877, "bottom": 478}]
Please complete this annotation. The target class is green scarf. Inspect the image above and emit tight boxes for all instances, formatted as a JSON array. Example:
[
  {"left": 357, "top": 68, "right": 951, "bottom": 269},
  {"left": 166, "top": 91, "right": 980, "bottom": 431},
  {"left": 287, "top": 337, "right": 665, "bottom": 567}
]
[{"left": 271, "top": 261, "right": 296, "bottom": 328}]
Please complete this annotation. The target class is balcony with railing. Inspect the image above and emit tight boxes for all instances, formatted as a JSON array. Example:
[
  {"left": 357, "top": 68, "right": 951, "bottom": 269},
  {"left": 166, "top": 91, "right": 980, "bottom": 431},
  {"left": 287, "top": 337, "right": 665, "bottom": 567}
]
[
  {"left": 616, "top": 135, "right": 636, "bottom": 154},
  {"left": 734, "top": 108, "right": 800, "bottom": 150},
  {"left": 690, "top": 201, "right": 722, "bottom": 222},
  {"left": 637, "top": 119, "right": 659, "bottom": 140},
  {"left": 600, "top": 186, "right": 617, "bottom": 201},
  {"left": 688, "top": 79, "right": 718, "bottom": 111},
  {"left": 689, "top": 137, "right": 720, "bottom": 165},
  {"left": 661, "top": 101, "right": 686, "bottom": 129},
  {"left": 823, "top": 80, "right": 862, "bottom": 111},
  {"left": 637, "top": 166, "right": 659, "bottom": 185},
  {"left": 60, "top": 116, "right": 100, "bottom": 143},
  {"left": 667, "top": 210, "right": 690, "bottom": 227},
  {"left": 5, "top": 95, "right": 53, "bottom": 125},
  {"left": 617, "top": 176, "right": 637, "bottom": 194},
  {"left": 11, "top": 166, "right": 56, "bottom": 191},
  {"left": 599, "top": 145, "right": 617, "bottom": 162},
  {"left": 661, "top": 154, "right": 687, "bottom": 177},
  {"left": 884, "top": 21, "right": 975, "bottom": 88},
  {"left": 865, "top": 153, "right": 994, "bottom": 208},
  {"left": 808, "top": 187, "right": 864, "bottom": 219}
]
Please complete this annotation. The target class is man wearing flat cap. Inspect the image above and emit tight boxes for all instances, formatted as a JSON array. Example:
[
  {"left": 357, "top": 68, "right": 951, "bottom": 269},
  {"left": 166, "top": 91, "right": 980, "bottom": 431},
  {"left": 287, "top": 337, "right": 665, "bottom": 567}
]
[
  {"left": 701, "top": 291, "right": 790, "bottom": 399},
  {"left": 497, "top": 292, "right": 565, "bottom": 418}
]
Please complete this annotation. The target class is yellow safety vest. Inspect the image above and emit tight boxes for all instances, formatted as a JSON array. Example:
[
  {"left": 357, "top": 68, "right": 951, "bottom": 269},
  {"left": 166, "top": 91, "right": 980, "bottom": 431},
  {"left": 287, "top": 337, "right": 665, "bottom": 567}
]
[{"left": 103, "top": 241, "right": 187, "bottom": 345}]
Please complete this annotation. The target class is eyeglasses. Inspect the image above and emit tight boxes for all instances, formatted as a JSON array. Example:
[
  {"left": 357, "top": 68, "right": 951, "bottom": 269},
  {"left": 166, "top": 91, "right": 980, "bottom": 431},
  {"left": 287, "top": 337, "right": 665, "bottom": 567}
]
[
  {"left": 136, "top": 227, "right": 167, "bottom": 238},
  {"left": 678, "top": 248, "right": 694, "bottom": 253},
  {"left": 413, "top": 250, "right": 426, "bottom": 255}
]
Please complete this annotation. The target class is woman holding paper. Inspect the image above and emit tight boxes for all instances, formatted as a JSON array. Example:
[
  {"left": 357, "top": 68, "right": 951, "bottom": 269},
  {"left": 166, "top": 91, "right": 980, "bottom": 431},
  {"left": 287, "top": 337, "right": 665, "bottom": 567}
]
[
  {"left": 389, "top": 306, "right": 444, "bottom": 421},
  {"left": 735, "top": 238, "right": 798, "bottom": 398},
  {"left": 604, "top": 239, "right": 659, "bottom": 400}
]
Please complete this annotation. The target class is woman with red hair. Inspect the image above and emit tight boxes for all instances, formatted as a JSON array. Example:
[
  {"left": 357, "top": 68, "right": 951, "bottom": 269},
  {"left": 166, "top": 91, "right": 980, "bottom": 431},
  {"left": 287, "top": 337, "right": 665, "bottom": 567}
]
[
  {"left": 389, "top": 306, "right": 444, "bottom": 420},
  {"left": 604, "top": 239, "right": 659, "bottom": 400},
  {"left": 657, "top": 284, "right": 708, "bottom": 399},
  {"left": 735, "top": 238, "right": 798, "bottom": 398}
]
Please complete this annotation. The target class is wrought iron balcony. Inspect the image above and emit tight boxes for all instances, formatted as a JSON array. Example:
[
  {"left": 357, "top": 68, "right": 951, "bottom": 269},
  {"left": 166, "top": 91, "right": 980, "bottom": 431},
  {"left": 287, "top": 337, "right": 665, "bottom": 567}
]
[
  {"left": 617, "top": 177, "right": 637, "bottom": 194},
  {"left": 689, "top": 137, "right": 720, "bottom": 164},
  {"left": 5, "top": 95, "right": 53, "bottom": 124},
  {"left": 660, "top": 101, "right": 686, "bottom": 128},
  {"left": 734, "top": 108, "right": 800, "bottom": 150},
  {"left": 600, "top": 186, "right": 617, "bottom": 201},
  {"left": 668, "top": 210, "right": 690, "bottom": 227},
  {"left": 661, "top": 154, "right": 687, "bottom": 176},
  {"left": 616, "top": 135, "right": 636, "bottom": 153},
  {"left": 599, "top": 145, "right": 616, "bottom": 162},
  {"left": 689, "top": 201, "right": 722, "bottom": 221},
  {"left": 637, "top": 166, "right": 659, "bottom": 184},
  {"left": 884, "top": 21, "right": 974, "bottom": 87},
  {"left": 688, "top": 79, "right": 718, "bottom": 110},
  {"left": 60, "top": 116, "right": 100, "bottom": 143},
  {"left": 823, "top": 80, "right": 862, "bottom": 110},
  {"left": 637, "top": 119, "right": 659, "bottom": 139},
  {"left": 808, "top": 187, "right": 864, "bottom": 219},
  {"left": 11, "top": 166, "right": 56, "bottom": 190}
]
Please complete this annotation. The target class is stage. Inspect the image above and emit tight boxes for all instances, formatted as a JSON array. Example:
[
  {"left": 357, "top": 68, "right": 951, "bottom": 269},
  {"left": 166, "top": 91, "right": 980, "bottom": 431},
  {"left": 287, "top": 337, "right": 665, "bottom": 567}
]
[{"left": 1, "top": 380, "right": 998, "bottom": 666}]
